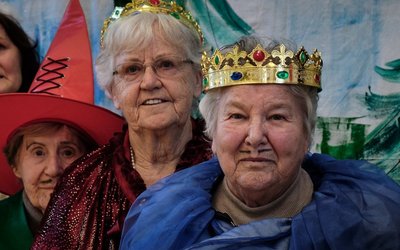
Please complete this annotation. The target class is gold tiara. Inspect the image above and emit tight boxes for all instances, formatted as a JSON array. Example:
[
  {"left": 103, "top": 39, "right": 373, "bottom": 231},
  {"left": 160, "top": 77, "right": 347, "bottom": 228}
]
[
  {"left": 100, "top": 0, "right": 203, "bottom": 48},
  {"left": 201, "top": 43, "right": 323, "bottom": 92}
]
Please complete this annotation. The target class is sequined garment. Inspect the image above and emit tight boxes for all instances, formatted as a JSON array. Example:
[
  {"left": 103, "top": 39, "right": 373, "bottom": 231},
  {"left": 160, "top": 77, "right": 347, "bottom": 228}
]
[{"left": 31, "top": 119, "right": 212, "bottom": 249}]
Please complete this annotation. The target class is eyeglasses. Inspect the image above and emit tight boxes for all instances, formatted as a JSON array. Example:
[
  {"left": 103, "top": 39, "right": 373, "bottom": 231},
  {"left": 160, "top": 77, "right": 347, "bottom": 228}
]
[{"left": 112, "top": 56, "right": 193, "bottom": 82}]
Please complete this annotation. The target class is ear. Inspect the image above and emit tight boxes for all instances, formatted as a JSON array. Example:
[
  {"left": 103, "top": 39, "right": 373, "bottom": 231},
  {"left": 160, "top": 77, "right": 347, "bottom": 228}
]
[
  {"left": 211, "top": 140, "right": 217, "bottom": 155},
  {"left": 107, "top": 83, "right": 122, "bottom": 110},
  {"left": 12, "top": 165, "right": 22, "bottom": 179},
  {"left": 303, "top": 137, "right": 310, "bottom": 154},
  {"left": 193, "top": 70, "right": 203, "bottom": 98},
  {"left": 112, "top": 94, "right": 121, "bottom": 110}
]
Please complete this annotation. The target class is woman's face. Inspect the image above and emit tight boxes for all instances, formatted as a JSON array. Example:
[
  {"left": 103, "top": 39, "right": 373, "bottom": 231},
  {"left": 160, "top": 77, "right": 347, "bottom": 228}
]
[
  {"left": 212, "top": 85, "right": 309, "bottom": 207},
  {"left": 0, "top": 24, "right": 22, "bottom": 93},
  {"left": 110, "top": 33, "right": 202, "bottom": 132},
  {"left": 12, "top": 126, "right": 86, "bottom": 213}
]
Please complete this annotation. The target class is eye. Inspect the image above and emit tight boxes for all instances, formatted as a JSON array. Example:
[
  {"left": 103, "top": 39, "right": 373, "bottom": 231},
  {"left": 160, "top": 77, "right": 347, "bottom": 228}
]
[
  {"left": 60, "top": 147, "right": 79, "bottom": 158},
  {"left": 124, "top": 63, "right": 143, "bottom": 75},
  {"left": 156, "top": 59, "right": 177, "bottom": 71},
  {"left": 32, "top": 148, "right": 46, "bottom": 157},
  {"left": 270, "top": 114, "right": 285, "bottom": 121},
  {"left": 229, "top": 113, "right": 245, "bottom": 120}
]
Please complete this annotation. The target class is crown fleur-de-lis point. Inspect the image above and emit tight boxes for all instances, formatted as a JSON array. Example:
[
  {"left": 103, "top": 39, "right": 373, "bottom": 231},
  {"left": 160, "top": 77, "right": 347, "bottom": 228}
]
[
  {"left": 271, "top": 44, "right": 294, "bottom": 66},
  {"left": 311, "top": 49, "right": 323, "bottom": 67}
]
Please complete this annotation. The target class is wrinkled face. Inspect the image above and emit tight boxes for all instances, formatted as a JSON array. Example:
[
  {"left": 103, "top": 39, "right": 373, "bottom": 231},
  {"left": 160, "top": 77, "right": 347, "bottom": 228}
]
[
  {"left": 12, "top": 126, "right": 86, "bottom": 213},
  {"left": 212, "top": 85, "right": 309, "bottom": 205},
  {"left": 0, "top": 25, "right": 22, "bottom": 93},
  {"left": 110, "top": 32, "right": 202, "bottom": 132}
]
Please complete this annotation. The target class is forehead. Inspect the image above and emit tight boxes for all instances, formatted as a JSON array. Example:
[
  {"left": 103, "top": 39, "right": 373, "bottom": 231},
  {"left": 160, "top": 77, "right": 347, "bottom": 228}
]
[
  {"left": 115, "top": 34, "right": 184, "bottom": 63},
  {"left": 219, "top": 85, "right": 299, "bottom": 108},
  {"left": 0, "top": 25, "right": 17, "bottom": 49},
  {"left": 0, "top": 24, "right": 9, "bottom": 39},
  {"left": 22, "top": 125, "right": 78, "bottom": 142}
]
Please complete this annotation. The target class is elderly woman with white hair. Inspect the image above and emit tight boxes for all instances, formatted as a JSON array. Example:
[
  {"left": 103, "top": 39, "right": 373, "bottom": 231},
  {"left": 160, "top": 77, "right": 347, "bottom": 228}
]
[
  {"left": 120, "top": 36, "right": 400, "bottom": 249},
  {"left": 32, "top": 1, "right": 211, "bottom": 249}
]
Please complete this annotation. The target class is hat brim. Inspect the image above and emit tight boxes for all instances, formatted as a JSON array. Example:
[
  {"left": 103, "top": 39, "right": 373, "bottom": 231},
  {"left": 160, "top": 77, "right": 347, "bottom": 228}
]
[{"left": 0, "top": 93, "right": 124, "bottom": 195}]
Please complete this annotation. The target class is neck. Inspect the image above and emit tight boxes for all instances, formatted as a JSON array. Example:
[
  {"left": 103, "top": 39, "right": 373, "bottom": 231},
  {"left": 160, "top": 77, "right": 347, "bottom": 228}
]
[
  {"left": 129, "top": 119, "right": 192, "bottom": 186},
  {"left": 22, "top": 191, "right": 43, "bottom": 234},
  {"left": 213, "top": 169, "right": 313, "bottom": 225}
]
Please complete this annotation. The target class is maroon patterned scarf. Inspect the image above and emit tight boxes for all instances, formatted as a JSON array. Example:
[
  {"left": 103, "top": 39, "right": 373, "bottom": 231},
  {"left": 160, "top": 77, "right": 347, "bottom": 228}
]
[{"left": 31, "top": 119, "right": 212, "bottom": 249}]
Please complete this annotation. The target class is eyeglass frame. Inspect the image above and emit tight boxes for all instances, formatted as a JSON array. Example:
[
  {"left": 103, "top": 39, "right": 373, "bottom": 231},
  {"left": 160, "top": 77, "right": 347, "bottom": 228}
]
[{"left": 112, "top": 56, "right": 194, "bottom": 82}]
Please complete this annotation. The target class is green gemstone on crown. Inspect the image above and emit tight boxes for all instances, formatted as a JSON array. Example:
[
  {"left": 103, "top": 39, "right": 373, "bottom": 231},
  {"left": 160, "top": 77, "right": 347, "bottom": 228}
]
[
  {"left": 277, "top": 71, "right": 289, "bottom": 79},
  {"left": 203, "top": 77, "right": 209, "bottom": 86},
  {"left": 215, "top": 56, "right": 220, "bottom": 65},
  {"left": 300, "top": 52, "right": 307, "bottom": 64},
  {"left": 170, "top": 12, "right": 180, "bottom": 19}
]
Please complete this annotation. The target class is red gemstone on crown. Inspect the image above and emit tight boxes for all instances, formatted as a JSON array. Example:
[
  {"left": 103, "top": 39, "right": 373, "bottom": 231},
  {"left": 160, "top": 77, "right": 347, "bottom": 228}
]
[
  {"left": 315, "top": 74, "right": 320, "bottom": 83},
  {"left": 150, "top": 0, "right": 160, "bottom": 5},
  {"left": 253, "top": 50, "right": 265, "bottom": 61}
]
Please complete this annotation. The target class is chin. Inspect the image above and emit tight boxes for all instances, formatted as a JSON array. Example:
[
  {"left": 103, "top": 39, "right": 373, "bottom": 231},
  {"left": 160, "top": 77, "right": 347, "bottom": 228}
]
[
  {"left": 237, "top": 172, "right": 274, "bottom": 190},
  {"left": 143, "top": 115, "right": 187, "bottom": 129}
]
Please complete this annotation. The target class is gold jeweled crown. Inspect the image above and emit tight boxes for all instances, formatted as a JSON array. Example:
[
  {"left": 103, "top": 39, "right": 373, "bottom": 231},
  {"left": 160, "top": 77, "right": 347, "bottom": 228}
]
[
  {"left": 201, "top": 43, "right": 323, "bottom": 92},
  {"left": 100, "top": 0, "right": 203, "bottom": 48}
]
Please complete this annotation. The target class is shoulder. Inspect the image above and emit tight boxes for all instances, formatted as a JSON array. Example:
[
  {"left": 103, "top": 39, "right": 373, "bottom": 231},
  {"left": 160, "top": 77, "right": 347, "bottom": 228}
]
[
  {"left": 153, "top": 157, "right": 221, "bottom": 189},
  {"left": 60, "top": 143, "right": 115, "bottom": 180},
  {"left": 0, "top": 191, "right": 23, "bottom": 213},
  {"left": 303, "top": 153, "right": 400, "bottom": 201},
  {"left": 44, "top": 143, "right": 117, "bottom": 215},
  {"left": 303, "top": 153, "right": 397, "bottom": 186},
  {"left": 303, "top": 153, "right": 400, "bottom": 219},
  {"left": 121, "top": 158, "right": 220, "bottom": 249},
  {"left": 0, "top": 192, "right": 33, "bottom": 247},
  {"left": 295, "top": 153, "right": 400, "bottom": 249},
  {"left": 132, "top": 157, "right": 222, "bottom": 212}
]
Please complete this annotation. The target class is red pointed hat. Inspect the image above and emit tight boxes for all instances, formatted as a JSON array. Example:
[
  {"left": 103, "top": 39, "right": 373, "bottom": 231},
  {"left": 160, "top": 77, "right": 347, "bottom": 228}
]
[{"left": 0, "top": 0, "right": 124, "bottom": 195}]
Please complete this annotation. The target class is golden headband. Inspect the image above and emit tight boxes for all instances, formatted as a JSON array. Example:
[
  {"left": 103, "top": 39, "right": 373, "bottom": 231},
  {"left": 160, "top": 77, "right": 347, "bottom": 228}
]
[
  {"left": 100, "top": 0, "right": 203, "bottom": 48},
  {"left": 201, "top": 43, "right": 323, "bottom": 92}
]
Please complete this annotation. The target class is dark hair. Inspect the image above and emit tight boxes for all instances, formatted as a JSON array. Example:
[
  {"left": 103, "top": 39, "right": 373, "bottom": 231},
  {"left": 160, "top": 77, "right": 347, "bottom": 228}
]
[{"left": 0, "top": 12, "right": 40, "bottom": 92}]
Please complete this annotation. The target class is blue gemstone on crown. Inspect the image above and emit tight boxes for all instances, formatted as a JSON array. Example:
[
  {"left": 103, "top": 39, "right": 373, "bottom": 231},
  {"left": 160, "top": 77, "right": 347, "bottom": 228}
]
[{"left": 231, "top": 72, "right": 243, "bottom": 81}]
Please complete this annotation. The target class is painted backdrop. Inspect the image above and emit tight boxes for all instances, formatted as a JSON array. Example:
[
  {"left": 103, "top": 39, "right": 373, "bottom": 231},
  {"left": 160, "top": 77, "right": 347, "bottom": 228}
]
[{"left": 1, "top": 0, "right": 399, "bottom": 183}]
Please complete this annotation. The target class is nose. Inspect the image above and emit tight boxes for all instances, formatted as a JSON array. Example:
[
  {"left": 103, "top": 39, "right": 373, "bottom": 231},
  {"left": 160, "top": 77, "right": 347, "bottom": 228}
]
[
  {"left": 44, "top": 154, "right": 64, "bottom": 177},
  {"left": 245, "top": 119, "right": 267, "bottom": 147},
  {"left": 139, "top": 65, "right": 162, "bottom": 90}
]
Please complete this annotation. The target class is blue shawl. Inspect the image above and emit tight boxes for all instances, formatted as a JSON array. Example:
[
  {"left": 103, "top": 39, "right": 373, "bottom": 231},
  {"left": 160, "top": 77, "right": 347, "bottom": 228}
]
[{"left": 121, "top": 154, "right": 400, "bottom": 250}]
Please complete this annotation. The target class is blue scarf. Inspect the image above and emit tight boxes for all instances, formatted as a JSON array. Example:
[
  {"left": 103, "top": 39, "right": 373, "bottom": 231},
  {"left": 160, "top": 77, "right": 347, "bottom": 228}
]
[{"left": 121, "top": 154, "right": 400, "bottom": 250}]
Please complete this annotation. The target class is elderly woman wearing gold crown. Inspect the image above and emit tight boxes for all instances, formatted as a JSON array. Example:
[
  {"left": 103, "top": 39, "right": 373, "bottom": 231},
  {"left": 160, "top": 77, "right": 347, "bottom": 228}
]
[
  {"left": 32, "top": 0, "right": 211, "bottom": 249},
  {"left": 119, "top": 35, "right": 400, "bottom": 249}
]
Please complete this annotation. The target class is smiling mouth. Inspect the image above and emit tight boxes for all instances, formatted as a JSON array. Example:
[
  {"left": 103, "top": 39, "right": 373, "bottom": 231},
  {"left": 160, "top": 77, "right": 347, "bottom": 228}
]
[
  {"left": 40, "top": 179, "right": 57, "bottom": 187},
  {"left": 143, "top": 99, "right": 166, "bottom": 105}
]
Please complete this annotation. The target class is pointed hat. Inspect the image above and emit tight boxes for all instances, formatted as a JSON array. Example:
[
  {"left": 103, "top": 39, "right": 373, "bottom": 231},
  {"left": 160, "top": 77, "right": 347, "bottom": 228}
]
[{"left": 0, "top": 0, "right": 124, "bottom": 195}]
